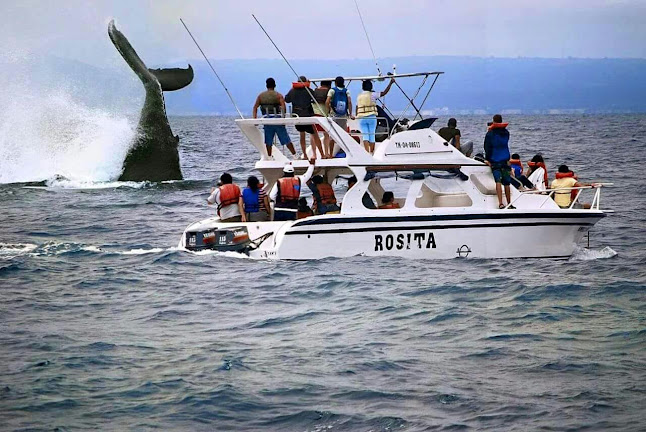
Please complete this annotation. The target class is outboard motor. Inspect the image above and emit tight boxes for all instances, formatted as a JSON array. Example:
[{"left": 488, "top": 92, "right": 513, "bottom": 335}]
[{"left": 185, "top": 226, "right": 251, "bottom": 253}]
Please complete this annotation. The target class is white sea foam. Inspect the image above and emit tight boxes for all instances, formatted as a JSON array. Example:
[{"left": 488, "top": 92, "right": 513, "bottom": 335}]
[
  {"left": 121, "top": 248, "right": 167, "bottom": 255},
  {"left": 43, "top": 178, "right": 152, "bottom": 190},
  {"left": 570, "top": 245, "right": 618, "bottom": 261},
  {"left": 0, "top": 243, "right": 38, "bottom": 259},
  {"left": 0, "top": 85, "right": 135, "bottom": 184}
]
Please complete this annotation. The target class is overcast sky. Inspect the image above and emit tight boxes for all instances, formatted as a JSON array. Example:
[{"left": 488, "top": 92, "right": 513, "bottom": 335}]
[{"left": 2, "top": 0, "right": 645, "bottom": 68}]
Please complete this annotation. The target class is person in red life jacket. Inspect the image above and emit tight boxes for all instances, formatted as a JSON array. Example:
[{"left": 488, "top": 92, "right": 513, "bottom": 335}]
[
  {"left": 252, "top": 77, "right": 297, "bottom": 159},
  {"left": 285, "top": 76, "right": 325, "bottom": 160},
  {"left": 239, "top": 175, "right": 271, "bottom": 222},
  {"left": 551, "top": 164, "right": 596, "bottom": 209},
  {"left": 509, "top": 153, "right": 535, "bottom": 190},
  {"left": 269, "top": 162, "right": 314, "bottom": 221},
  {"left": 378, "top": 191, "right": 400, "bottom": 209},
  {"left": 483, "top": 114, "right": 513, "bottom": 209},
  {"left": 296, "top": 197, "right": 314, "bottom": 219},
  {"left": 307, "top": 175, "right": 340, "bottom": 215},
  {"left": 206, "top": 172, "right": 243, "bottom": 222},
  {"left": 526, "top": 154, "right": 548, "bottom": 191}
]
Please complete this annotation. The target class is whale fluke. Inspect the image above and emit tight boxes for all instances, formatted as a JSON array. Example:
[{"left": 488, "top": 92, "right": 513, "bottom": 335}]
[{"left": 108, "top": 20, "right": 192, "bottom": 182}]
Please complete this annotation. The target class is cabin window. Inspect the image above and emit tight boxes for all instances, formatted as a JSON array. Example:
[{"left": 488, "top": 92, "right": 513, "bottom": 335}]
[{"left": 366, "top": 176, "right": 410, "bottom": 209}]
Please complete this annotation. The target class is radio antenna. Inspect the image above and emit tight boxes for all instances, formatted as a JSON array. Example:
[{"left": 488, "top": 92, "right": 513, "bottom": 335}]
[{"left": 180, "top": 18, "right": 244, "bottom": 118}]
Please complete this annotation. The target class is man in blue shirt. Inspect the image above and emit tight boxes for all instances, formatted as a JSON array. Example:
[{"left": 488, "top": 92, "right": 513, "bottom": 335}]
[{"left": 484, "top": 114, "right": 513, "bottom": 209}]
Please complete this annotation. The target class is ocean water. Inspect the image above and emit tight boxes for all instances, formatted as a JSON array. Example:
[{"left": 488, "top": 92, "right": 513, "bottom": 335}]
[{"left": 1, "top": 111, "right": 645, "bottom": 431}]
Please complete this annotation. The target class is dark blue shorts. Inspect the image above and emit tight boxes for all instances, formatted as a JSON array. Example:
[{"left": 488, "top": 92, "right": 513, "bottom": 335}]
[
  {"left": 491, "top": 162, "right": 512, "bottom": 186},
  {"left": 264, "top": 125, "right": 291, "bottom": 147}
]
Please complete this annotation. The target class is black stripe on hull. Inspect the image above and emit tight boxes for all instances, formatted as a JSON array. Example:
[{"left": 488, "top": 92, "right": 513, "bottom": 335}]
[{"left": 285, "top": 221, "right": 595, "bottom": 236}]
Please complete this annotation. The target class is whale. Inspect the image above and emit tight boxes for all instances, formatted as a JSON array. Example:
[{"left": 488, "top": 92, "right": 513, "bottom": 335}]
[{"left": 108, "top": 20, "right": 193, "bottom": 182}]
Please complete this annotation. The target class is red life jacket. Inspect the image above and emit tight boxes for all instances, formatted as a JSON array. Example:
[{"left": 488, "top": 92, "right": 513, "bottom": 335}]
[
  {"left": 218, "top": 184, "right": 241, "bottom": 212},
  {"left": 378, "top": 202, "right": 400, "bottom": 209},
  {"left": 555, "top": 171, "right": 578, "bottom": 201},
  {"left": 488, "top": 122, "right": 509, "bottom": 131},
  {"left": 312, "top": 183, "right": 337, "bottom": 212},
  {"left": 277, "top": 177, "right": 300, "bottom": 208},
  {"left": 292, "top": 81, "right": 311, "bottom": 89}
]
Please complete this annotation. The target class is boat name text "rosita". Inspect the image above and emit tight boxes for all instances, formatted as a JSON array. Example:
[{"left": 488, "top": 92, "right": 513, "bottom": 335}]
[
  {"left": 375, "top": 232, "right": 437, "bottom": 251},
  {"left": 394, "top": 141, "right": 421, "bottom": 149}
]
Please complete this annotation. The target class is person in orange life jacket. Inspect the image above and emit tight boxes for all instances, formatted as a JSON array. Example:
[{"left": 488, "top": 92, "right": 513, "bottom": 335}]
[
  {"left": 297, "top": 197, "right": 314, "bottom": 219},
  {"left": 285, "top": 76, "right": 325, "bottom": 160},
  {"left": 378, "top": 191, "right": 400, "bottom": 209},
  {"left": 206, "top": 172, "right": 243, "bottom": 222},
  {"left": 307, "top": 175, "right": 340, "bottom": 215},
  {"left": 269, "top": 162, "right": 314, "bottom": 221},
  {"left": 355, "top": 78, "right": 395, "bottom": 153},
  {"left": 508, "top": 153, "right": 535, "bottom": 190},
  {"left": 483, "top": 114, "right": 513, "bottom": 209},
  {"left": 312, "top": 80, "right": 333, "bottom": 158},
  {"left": 325, "top": 76, "right": 354, "bottom": 153},
  {"left": 252, "top": 77, "right": 296, "bottom": 158},
  {"left": 551, "top": 164, "right": 596, "bottom": 209},
  {"left": 526, "top": 154, "right": 548, "bottom": 191},
  {"left": 239, "top": 175, "right": 271, "bottom": 222}
]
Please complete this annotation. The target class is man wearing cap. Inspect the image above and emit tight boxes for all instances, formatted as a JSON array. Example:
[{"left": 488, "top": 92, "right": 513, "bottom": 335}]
[
  {"left": 285, "top": 76, "right": 325, "bottom": 159},
  {"left": 269, "top": 162, "right": 315, "bottom": 221}
]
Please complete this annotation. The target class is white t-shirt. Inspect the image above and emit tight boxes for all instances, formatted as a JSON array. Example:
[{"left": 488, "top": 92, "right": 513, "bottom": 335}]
[
  {"left": 207, "top": 187, "right": 241, "bottom": 220},
  {"left": 527, "top": 167, "right": 546, "bottom": 191}
]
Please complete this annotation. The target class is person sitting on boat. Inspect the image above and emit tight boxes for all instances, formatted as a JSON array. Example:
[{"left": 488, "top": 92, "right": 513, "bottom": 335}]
[
  {"left": 347, "top": 175, "right": 376, "bottom": 209},
  {"left": 207, "top": 172, "right": 243, "bottom": 222},
  {"left": 378, "top": 191, "right": 400, "bottom": 209},
  {"left": 297, "top": 197, "right": 314, "bottom": 219},
  {"left": 312, "top": 80, "right": 332, "bottom": 158},
  {"left": 326, "top": 76, "right": 353, "bottom": 151},
  {"left": 270, "top": 162, "right": 314, "bottom": 221},
  {"left": 551, "top": 164, "right": 594, "bottom": 209},
  {"left": 526, "top": 154, "right": 548, "bottom": 191},
  {"left": 483, "top": 114, "right": 513, "bottom": 209},
  {"left": 252, "top": 77, "right": 297, "bottom": 159},
  {"left": 285, "top": 76, "right": 325, "bottom": 160},
  {"left": 355, "top": 78, "right": 395, "bottom": 153},
  {"left": 307, "top": 175, "right": 340, "bottom": 215},
  {"left": 240, "top": 175, "right": 271, "bottom": 222},
  {"left": 438, "top": 118, "right": 473, "bottom": 157},
  {"left": 509, "top": 153, "right": 535, "bottom": 190}
]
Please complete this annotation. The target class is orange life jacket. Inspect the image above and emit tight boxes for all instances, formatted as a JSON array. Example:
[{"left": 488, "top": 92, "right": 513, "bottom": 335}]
[
  {"left": 555, "top": 171, "right": 578, "bottom": 200},
  {"left": 277, "top": 177, "right": 301, "bottom": 208},
  {"left": 217, "top": 183, "right": 241, "bottom": 215},
  {"left": 312, "top": 183, "right": 337, "bottom": 211},
  {"left": 297, "top": 209, "right": 313, "bottom": 219},
  {"left": 378, "top": 202, "right": 400, "bottom": 209},
  {"left": 488, "top": 122, "right": 509, "bottom": 131},
  {"left": 292, "top": 81, "right": 311, "bottom": 89}
]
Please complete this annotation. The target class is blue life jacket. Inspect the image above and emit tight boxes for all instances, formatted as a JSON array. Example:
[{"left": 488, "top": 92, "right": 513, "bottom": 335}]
[
  {"left": 242, "top": 187, "right": 260, "bottom": 213},
  {"left": 331, "top": 87, "right": 348, "bottom": 115},
  {"left": 485, "top": 128, "right": 511, "bottom": 163}
]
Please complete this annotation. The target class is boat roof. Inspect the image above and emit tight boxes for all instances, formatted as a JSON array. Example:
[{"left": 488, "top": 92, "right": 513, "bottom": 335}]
[{"left": 309, "top": 71, "right": 443, "bottom": 83}]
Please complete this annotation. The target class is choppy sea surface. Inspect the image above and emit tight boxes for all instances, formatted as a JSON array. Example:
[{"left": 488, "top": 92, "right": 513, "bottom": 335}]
[{"left": 1, "top": 113, "right": 645, "bottom": 431}]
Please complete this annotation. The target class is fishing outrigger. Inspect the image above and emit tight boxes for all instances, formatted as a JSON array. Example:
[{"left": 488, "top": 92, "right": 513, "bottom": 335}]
[{"left": 178, "top": 69, "right": 611, "bottom": 260}]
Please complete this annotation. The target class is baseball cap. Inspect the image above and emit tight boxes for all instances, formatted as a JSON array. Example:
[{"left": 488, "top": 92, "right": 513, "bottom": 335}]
[{"left": 283, "top": 164, "right": 295, "bottom": 173}]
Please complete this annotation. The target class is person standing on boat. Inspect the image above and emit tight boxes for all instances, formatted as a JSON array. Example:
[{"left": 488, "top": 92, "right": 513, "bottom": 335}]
[
  {"left": 285, "top": 76, "right": 325, "bottom": 160},
  {"left": 240, "top": 175, "right": 271, "bottom": 222},
  {"left": 252, "top": 77, "right": 297, "bottom": 159},
  {"left": 313, "top": 80, "right": 332, "bottom": 158},
  {"left": 207, "top": 172, "right": 243, "bottom": 222},
  {"left": 355, "top": 78, "right": 395, "bottom": 153},
  {"left": 438, "top": 118, "right": 474, "bottom": 157},
  {"left": 483, "top": 114, "right": 513, "bottom": 209},
  {"left": 326, "top": 76, "right": 353, "bottom": 150},
  {"left": 307, "top": 175, "right": 340, "bottom": 215},
  {"left": 270, "top": 162, "right": 314, "bottom": 221}
]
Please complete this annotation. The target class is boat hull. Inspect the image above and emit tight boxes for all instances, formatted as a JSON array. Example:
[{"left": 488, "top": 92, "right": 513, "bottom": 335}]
[{"left": 179, "top": 211, "right": 605, "bottom": 260}]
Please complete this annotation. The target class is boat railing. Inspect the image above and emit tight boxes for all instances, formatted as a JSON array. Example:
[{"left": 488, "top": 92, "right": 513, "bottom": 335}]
[{"left": 505, "top": 183, "right": 613, "bottom": 210}]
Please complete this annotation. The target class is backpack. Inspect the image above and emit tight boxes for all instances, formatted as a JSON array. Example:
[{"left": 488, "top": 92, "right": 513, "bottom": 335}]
[{"left": 331, "top": 87, "right": 348, "bottom": 116}]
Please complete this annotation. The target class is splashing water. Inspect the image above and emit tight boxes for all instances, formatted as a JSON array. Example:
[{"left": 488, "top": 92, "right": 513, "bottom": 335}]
[{"left": 0, "top": 87, "right": 136, "bottom": 184}]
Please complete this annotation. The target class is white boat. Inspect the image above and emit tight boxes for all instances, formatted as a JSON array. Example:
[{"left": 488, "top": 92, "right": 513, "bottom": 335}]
[{"left": 178, "top": 72, "right": 611, "bottom": 260}]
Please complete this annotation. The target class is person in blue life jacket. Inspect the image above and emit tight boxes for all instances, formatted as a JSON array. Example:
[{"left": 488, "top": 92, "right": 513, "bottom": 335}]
[
  {"left": 325, "top": 76, "right": 354, "bottom": 151},
  {"left": 483, "top": 114, "right": 514, "bottom": 209},
  {"left": 239, "top": 175, "right": 271, "bottom": 222}
]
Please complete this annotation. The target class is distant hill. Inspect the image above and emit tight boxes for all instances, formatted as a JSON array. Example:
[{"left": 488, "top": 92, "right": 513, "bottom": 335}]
[{"left": 6, "top": 56, "right": 646, "bottom": 115}]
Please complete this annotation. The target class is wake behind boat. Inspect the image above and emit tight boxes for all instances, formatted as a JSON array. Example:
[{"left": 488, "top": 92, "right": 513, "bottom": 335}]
[{"left": 178, "top": 72, "right": 611, "bottom": 260}]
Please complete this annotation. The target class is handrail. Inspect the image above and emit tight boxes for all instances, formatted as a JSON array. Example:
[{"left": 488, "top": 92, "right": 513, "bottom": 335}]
[{"left": 504, "top": 183, "right": 613, "bottom": 210}]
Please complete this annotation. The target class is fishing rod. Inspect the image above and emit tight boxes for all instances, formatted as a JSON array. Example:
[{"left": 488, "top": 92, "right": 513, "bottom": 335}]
[
  {"left": 179, "top": 18, "right": 244, "bottom": 119},
  {"left": 251, "top": 14, "right": 348, "bottom": 152},
  {"left": 354, "top": 0, "right": 382, "bottom": 77}
]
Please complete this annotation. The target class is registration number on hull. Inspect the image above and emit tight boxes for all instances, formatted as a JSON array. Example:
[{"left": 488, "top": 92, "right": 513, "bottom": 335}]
[{"left": 375, "top": 232, "right": 436, "bottom": 251}]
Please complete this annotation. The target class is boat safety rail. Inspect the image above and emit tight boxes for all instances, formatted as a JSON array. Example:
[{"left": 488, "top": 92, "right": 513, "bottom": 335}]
[{"left": 505, "top": 183, "right": 613, "bottom": 210}]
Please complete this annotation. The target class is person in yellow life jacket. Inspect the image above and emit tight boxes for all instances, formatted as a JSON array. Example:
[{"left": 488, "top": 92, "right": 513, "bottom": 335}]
[
  {"left": 551, "top": 164, "right": 595, "bottom": 209},
  {"left": 378, "top": 191, "right": 400, "bottom": 209},
  {"left": 355, "top": 78, "right": 395, "bottom": 153},
  {"left": 296, "top": 197, "right": 314, "bottom": 219},
  {"left": 307, "top": 175, "right": 340, "bottom": 215},
  {"left": 206, "top": 172, "right": 243, "bottom": 222},
  {"left": 269, "top": 162, "right": 314, "bottom": 221}
]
